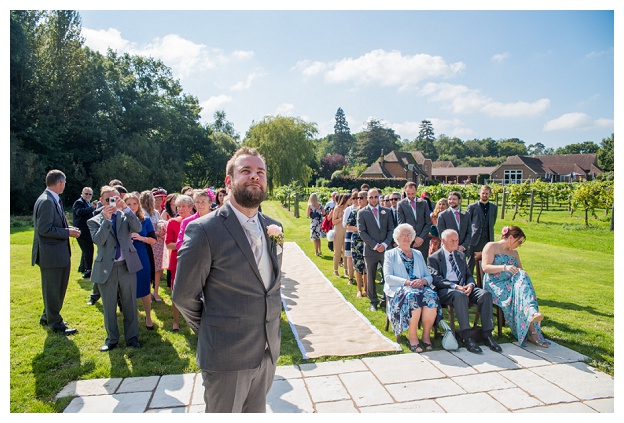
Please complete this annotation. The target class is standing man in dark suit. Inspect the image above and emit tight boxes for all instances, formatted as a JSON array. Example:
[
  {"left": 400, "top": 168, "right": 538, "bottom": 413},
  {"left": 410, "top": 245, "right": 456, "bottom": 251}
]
[
  {"left": 72, "top": 187, "right": 96, "bottom": 279},
  {"left": 357, "top": 188, "right": 395, "bottom": 312},
  {"left": 32, "top": 169, "right": 80, "bottom": 335},
  {"left": 437, "top": 190, "right": 471, "bottom": 256},
  {"left": 467, "top": 185, "right": 497, "bottom": 276},
  {"left": 427, "top": 229, "right": 501, "bottom": 354},
  {"left": 88, "top": 186, "right": 143, "bottom": 352},
  {"left": 397, "top": 182, "right": 431, "bottom": 259},
  {"left": 173, "top": 147, "right": 283, "bottom": 413}
]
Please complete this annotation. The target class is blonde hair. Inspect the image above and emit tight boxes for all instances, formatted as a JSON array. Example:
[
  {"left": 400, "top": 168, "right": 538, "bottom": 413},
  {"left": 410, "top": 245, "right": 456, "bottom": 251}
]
[{"left": 124, "top": 192, "right": 145, "bottom": 221}]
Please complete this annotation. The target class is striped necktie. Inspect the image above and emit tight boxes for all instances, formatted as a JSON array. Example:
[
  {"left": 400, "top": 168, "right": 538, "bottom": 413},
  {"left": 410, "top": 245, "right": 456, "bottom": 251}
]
[{"left": 448, "top": 251, "right": 464, "bottom": 286}]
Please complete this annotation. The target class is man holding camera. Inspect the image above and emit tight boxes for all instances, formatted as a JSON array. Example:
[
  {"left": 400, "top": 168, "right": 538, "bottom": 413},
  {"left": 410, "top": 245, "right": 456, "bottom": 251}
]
[{"left": 88, "top": 186, "right": 143, "bottom": 352}]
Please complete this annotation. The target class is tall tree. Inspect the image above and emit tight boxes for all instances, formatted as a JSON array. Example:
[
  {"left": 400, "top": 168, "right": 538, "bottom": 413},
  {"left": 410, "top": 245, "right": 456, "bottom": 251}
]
[
  {"left": 243, "top": 115, "right": 317, "bottom": 192},
  {"left": 211, "top": 110, "right": 240, "bottom": 141},
  {"left": 597, "top": 133, "right": 614, "bottom": 172},
  {"left": 527, "top": 142, "right": 547, "bottom": 155},
  {"left": 331, "top": 107, "right": 353, "bottom": 157},
  {"left": 414, "top": 120, "right": 438, "bottom": 160},
  {"left": 353, "top": 118, "right": 400, "bottom": 166}
]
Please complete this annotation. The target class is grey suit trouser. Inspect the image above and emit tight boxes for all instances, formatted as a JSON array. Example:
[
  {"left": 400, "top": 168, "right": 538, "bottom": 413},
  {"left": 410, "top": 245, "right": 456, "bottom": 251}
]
[
  {"left": 364, "top": 251, "right": 384, "bottom": 307},
  {"left": 201, "top": 349, "right": 276, "bottom": 413},
  {"left": 437, "top": 286, "right": 494, "bottom": 335},
  {"left": 40, "top": 265, "right": 70, "bottom": 330},
  {"left": 99, "top": 260, "right": 139, "bottom": 345}
]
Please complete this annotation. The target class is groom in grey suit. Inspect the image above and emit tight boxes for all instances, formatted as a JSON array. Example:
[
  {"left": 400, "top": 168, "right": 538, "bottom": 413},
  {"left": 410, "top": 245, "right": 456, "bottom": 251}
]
[
  {"left": 437, "top": 191, "right": 471, "bottom": 255},
  {"left": 173, "top": 147, "right": 283, "bottom": 413},
  {"left": 88, "top": 186, "right": 143, "bottom": 352},
  {"left": 357, "top": 188, "right": 395, "bottom": 312},
  {"left": 397, "top": 181, "right": 432, "bottom": 259}
]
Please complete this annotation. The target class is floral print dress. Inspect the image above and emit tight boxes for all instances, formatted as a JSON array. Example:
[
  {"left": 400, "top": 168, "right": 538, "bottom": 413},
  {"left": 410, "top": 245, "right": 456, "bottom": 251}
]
[
  {"left": 347, "top": 207, "right": 365, "bottom": 274},
  {"left": 483, "top": 254, "right": 548, "bottom": 346},
  {"left": 309, "top": 204, "right": 326, "bottom": 240}
]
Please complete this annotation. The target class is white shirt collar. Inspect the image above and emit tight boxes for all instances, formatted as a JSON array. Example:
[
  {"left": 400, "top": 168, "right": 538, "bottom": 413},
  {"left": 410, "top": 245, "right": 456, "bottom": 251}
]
[
  {"left": 230, "top": 203, "right": 260, "bottom": 229},
  {"left": 45, "top": 189, "right": 60, "bottom": 203}
]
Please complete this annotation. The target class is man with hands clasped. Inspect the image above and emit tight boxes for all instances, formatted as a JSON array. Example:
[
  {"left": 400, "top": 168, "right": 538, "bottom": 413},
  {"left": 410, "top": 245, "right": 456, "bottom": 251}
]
[
  {"left": 427, "top": 229, "right": 501, "bottom": 354},
  {"left": 88, "top": 186, "right": 143, "bottom": 352}
]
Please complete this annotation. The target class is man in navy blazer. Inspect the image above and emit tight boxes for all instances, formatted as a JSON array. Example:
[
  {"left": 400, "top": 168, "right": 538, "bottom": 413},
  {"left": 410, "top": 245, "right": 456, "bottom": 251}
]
[
  {"left": 467, "top": 185, "right": 498, "bottom": 276},
  {"left": 357, "top": 188, "right": 395, "bottom": 312},
  {"left": 72, "top": 186, "right": 96, "bottom": 279},
  {"left": 427, "top": 229, "right": 501, "bottom": 354},
  {"left": 397, "top": 182, "right": 431, "bottom": 259},
  {"left": 436, "top": 191, "right": 471, "bottom": 255},
  {"left": 32, "top": 170, "right": 81, "bottom": 335}
]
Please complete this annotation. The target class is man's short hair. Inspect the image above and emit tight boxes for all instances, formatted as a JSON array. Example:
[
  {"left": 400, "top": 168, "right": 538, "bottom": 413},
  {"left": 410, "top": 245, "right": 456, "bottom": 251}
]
[
  {"left": 481, "top": 185, "right": 492, "bottom": 192},
  {"left": 99, "top": 185, "right": 119, "bottom": 197},
  {"left": 449, "top": 190, "right": 462, "bottom": 200},
  {"left": 441, "top": 228, "right": 459, "bottom": 241},
  {"left": 226, "top": 147, "right": 265, "bottom": 177},
  {"left": 360, "top": 183, "right": 370, "bottom": 191},
  {"left": 403, "top": 181, "right": 417, "bottom": 190},
  {"left": 45, "top": 170, "right": 66, "bottom": 187},
  {"left": 109, "top": 179, "right": 123, "bottom": 187}
]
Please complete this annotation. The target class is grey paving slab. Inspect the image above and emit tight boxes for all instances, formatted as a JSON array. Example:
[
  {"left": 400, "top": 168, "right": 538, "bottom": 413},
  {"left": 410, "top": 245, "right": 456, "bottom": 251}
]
[
  {"left": 584, "top": 398, "right": 614, "bottom": 413},
  {"left": 435, "top": 392, "right": 510, "bottom": 413},
  {"left": 117, "top": 375, "right": 160, "bottom": 393},
  {"left": 298, "top": 359, "right": 367, "bottom": 377},
  {"left": 56, "top": 377, "right": 123, "bottom": 398},
  {"left": 488, "top": 387, "right": 545, "bottom": 410},
  {"left": 146, "top": 406, "right": 187, "bottom": 413},
  {"left": 386, "top": 377, "right": 465, "bottom": 402},
  {"left": 315, "top": 400, "right": 358, "bottom": 413},
  {"left": 266, "top": 377, "right": 314, "bottom": 413},
  {"left": 423, "top": 349, "right": 478, "bottom": 377},
  {"left": 305, "top": 375, "right": 350, "bottom": 403},
  {"left": 514, "top": 402, "right": 597, "bottom": 413},
  {"left": 190, "top": 372, "right": 204, "bottom": 405},
  {"left": 451, "top": 347, "right": 521, "bottom": 373},
  {"left": 452, "top": 372, "right": 517, "bottom": 393},
  {"left": 529, "top": 361, "right": 614, "bottom": 400},
  {"left": 499, "top": 368, "right": 578, "bottom": 405},
  {"left": 363, "top": 353, "right": 445, "bottom": 384},
  {"left": 275, "top": 364, "right": 303, "bottom": 380},
  {"left": 361, "top": 400, "right": 445, "bottom": 413},
  {"left": 517, "top": 340, "right": 588, "bottom": 363},
  {"left": 498, "top": 343, "right": 553, "bottom": 368},
  {"left": 63, "top": 392, "right": 152, "bottom": 413},
  {"left": 339, "top": 371, "right": 394, "bottom": 407},
  {"left": 150, "top": 373, "right": 196, "bottom": 409}
]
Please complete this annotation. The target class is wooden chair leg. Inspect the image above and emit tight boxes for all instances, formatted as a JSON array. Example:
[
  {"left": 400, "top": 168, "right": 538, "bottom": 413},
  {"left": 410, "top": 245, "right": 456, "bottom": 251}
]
[{"left": 496, "top": 306, "right": 504, "bottom": 336}]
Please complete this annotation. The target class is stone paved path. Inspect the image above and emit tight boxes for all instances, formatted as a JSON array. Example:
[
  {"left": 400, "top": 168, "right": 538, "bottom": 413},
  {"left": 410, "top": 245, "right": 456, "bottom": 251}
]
[{"left": 59, "top": 340, "right": 613, "bottom": 413}]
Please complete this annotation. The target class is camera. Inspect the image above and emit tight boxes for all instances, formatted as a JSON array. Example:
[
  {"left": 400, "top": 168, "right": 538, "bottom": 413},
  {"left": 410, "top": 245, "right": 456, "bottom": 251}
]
[{"left": 109, "top": 197, "right": 116, "bottom": 207}]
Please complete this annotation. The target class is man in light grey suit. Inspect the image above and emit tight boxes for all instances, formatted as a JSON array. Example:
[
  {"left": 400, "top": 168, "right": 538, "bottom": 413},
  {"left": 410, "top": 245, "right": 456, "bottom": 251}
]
[
  {"left": 173, "top": 147, "right": 283, "bottom": 413},
  {"left": 357, "top": 188, "right": 395, "bottom": 312},
  {"left": 427, "top": 229, "right": 501, "bottom": 354},
  {"left": 88, "top": 186, "right": 143, "bottom": 352},
  {"left": 32, "top": 169, "right": 81, "bottom": 335},
  {"left": 397, "top": 181, "right": 431, "bottom": 259},
  {"left": 467, "top": 185, "right": 498, "bottom": 276},
  {"left": 437, "top": 190, "right": 471, "bottom": 255}
]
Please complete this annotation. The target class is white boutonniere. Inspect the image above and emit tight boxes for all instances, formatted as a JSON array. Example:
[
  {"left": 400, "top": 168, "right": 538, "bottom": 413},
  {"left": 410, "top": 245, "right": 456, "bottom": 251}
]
[
  {"left": 266, "top": 224, "right": 284, "bottom": 247},
  {"left": 460, "top": 211, "right": 467, "bottom": 215},
  {"left": 381, "top": 210, "right": 386, "bottom": 215},
  {"left": 417, "top": 198, "right": 422, "bottom": 202}
]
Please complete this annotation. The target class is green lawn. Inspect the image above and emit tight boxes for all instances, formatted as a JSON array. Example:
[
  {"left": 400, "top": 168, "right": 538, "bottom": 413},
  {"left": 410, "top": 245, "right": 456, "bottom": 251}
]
[{"left": 9, "top": 200, "right": 614, "bottom": 412}]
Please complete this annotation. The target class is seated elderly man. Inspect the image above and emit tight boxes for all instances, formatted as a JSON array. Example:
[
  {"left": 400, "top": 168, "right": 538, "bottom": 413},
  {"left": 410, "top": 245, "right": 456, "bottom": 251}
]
[{"left": 427, "top": 229, "right": 502, "bottom": 354}]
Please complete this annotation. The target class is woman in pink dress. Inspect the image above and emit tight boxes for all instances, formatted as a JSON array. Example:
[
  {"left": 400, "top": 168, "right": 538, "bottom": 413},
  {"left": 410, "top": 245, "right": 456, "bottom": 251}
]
[{"left": 175, "top": 189, "right": 215, "bottom": 250}]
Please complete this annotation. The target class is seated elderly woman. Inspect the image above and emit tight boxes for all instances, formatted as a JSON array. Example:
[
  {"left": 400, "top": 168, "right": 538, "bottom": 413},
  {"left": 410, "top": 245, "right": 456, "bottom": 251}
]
[{"left": 383, "top": 223, "right": 443, "bottom": 353}]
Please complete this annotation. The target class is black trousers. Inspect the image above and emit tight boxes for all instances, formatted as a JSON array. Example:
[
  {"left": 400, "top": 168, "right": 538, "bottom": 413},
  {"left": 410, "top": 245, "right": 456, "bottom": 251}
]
[{"left": 76, "top": 236, "right": 94, "bottom": 272}]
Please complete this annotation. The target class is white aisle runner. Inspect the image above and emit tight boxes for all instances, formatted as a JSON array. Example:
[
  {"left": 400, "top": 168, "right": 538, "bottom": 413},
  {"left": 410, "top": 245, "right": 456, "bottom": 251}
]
[{"left": 280, "top": 242, "right": 401, "bottom": 359}]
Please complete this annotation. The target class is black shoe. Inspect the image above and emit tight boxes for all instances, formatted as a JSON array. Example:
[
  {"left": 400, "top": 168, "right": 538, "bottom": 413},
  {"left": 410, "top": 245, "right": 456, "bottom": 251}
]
[
  {"left": 53, "top": 326, "right": 77, "bottom": 336},
  {"left": 82, "top": 270, "right": 92, "bottom": 279},
  {"left": 379, "top": 299, "right": 386, "bottom": 308},
  {"left": 464, "top": 337, "right": 482, "bottom": 354},
  {"left": 126, "top": 337, "right": 141, "bottom": 349},
  {"left": 368, "top": 305, "right": 378, "bottom": 312},
  {"left": 100, "top": 342, "right": 118, "bottom": 352},
  {"left": 86, "top": 299, "right": 98, "bottom": 306},
  {"left": 39, "top": 318, "right": 47, "bottom": 326},
  {"left": 146, "top": 325, "right": 154, "bottom": 331},
  {"left": 484, "top": 335, "right": 503, "bottom": 352}
]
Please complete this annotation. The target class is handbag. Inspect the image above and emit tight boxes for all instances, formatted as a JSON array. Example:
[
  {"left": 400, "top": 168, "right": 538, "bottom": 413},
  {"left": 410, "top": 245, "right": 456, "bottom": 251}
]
[
  {"left": 320, "top": 214, "right": 333, "bottom": 232},
  {"left": 439, "top": 320, "right": 459, "bottom": 351}
]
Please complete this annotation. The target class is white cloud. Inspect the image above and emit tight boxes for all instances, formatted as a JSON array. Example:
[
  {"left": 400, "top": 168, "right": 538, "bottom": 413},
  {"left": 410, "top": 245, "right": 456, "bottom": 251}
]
[
  {"left": 388, "top": 118, "right": 475, "bottom": 140},
  {"left": 81, "top": 27, "right": 131, "bottom": 52},
  {"left": 295, "top": 49, "right": 465, "bottom": 89},
  {"left": 585, "top": 47, "right": 613, "bottom": 59},
  {"left": 230, "top": 73, "right": 261, "bottom": 91},
  {"left": 275, "top": 103, "right": 295, "bottom": 115},
  {"left": 199, "top": 95, "right": 233, "bottom": 123},
  {"left": 420, "top": 82, "right": 550, "bottom": 117},
  {"left": 544, "top": 112, "right": 614, "bottom": 131},
  {"left": 491, "top": 52, "right": 511, "bottom": 63}
]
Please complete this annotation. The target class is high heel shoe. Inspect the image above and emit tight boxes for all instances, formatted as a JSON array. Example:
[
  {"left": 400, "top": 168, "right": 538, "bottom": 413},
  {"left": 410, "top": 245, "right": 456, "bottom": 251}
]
[
  {"left": 333, "top": 270, "right": 340, "bottom": 277},
  {"left": 528, "top": 330, "right": 548, "bottom": 348},
  {"left": 530, "top": 312, "right": 544, "bottom": 323}
]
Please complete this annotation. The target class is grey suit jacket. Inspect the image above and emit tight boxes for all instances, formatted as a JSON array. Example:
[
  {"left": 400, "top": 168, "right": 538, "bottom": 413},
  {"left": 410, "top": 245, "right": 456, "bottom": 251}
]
[
  {"left": 427, "top": 248, "right": 475, "bottom": 292},
  {"left": 357, "top": 205, "right": 395, "bottom": 257},
  {"left": 437, "top": 208, "right": 471, "bottom": 251},
  {"left": 396, "top": 197, "right": 431, "bottom": 240},
  {"left": 31, "top": 190, "right": 71, "bottom": 268},
  {"left": 467, "top": 201, "right": 497, "bottom": 246},
  {"left": 88, "top": 209, "right": 143, "bottom": 284},
  {"left": 172, "top": 203, "right": 283, "bottom": 372}
]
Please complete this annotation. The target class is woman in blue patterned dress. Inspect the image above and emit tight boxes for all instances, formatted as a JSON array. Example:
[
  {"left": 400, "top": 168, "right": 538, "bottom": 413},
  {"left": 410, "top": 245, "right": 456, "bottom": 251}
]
[
  {"left": 383, "top": 223, "right": 442, "bottom": 353},
  {"left": 482, "top": 226, "right": 548, "bottom": 347},
  {"left": 346, "top": 192, "right": 367, "bottom": 298},
  {"left": 307, "top": 193, "right": 326, "bottom": 256}
]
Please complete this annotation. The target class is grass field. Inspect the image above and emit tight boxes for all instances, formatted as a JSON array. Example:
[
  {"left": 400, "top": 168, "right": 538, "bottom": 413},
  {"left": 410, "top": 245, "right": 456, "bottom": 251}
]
[{"left": 9, "top": 200, "right": 614, "bottom": 412}]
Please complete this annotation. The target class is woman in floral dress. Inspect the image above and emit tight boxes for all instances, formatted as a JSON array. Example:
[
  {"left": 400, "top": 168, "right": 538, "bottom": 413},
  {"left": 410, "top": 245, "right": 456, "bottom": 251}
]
[
  {"left": 481, "top": 226, "right": 548, "bottom": 347},
  {"left": 307, "top": 193, "right": 326, "bottom": 256}
]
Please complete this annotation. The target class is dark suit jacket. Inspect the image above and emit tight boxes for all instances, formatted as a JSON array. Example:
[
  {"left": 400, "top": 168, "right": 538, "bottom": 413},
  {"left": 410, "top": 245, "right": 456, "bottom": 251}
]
[
  {"left": 88, "top": 209, "right": 143, "bottom": 284},
  {"left": 72, "top": 197, "right": 95, "bottom": 239},
  {"left": 427, "top": 248, "right": 475, "bottom": 292},
  {"left": 172, "top": 203, "right": 283, "bottom": 372},
  {"left": 32, "top": 190, "right": 71, "bottom": 268},
  {"left": 437, "top": 208, "right": 471, "bottom": 251},
  {"left": 357, "top": 205, "right": 395, "bottom": 256},
  {"left": 467, "top": 201, "right": 497, "bottom": 246},
  {"left": 396, "top": 198, "right": 431, "bottom": 241}
]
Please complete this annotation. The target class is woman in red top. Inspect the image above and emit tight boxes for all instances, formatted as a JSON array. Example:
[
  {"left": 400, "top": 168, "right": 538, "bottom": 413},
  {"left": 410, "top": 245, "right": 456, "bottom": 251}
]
[{"left": 165, "top": 194, "right": 194, "bottom": 332}]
